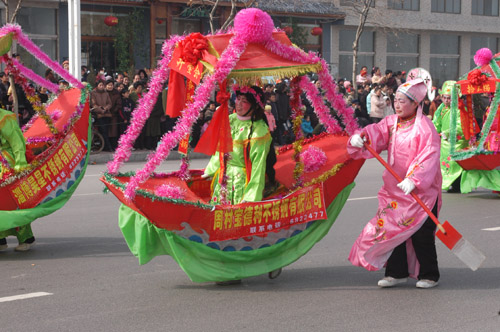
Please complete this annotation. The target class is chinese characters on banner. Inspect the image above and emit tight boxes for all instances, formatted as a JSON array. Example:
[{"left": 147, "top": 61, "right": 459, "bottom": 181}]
[
  {"left": 177, "top": 80, "right": 196, "bottom": 155},
  {"left": 8, "top": 132, "right": 86, "bottom": 209},
  {"left": 168, "top": 47, "right": 203, "bottom": 85},
  {"left": 210, "top": 183, "right": 327, "bottom": 241},
  {"left": 459, "top": 80, "right": 496, "bottom": 95}
]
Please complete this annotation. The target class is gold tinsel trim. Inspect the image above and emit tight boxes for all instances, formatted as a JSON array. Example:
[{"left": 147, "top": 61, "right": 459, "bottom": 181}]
[
  {"left": 228, "top": 63, "right": 322, "bottom": 84},
  {"left": 302, "top": 162, "right": 345, "bottom": 188}
]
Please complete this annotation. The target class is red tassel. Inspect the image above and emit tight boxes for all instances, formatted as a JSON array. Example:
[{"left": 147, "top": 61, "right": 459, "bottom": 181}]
[{"left": 194, "top": 80, "right": 233, "bottom": 155}]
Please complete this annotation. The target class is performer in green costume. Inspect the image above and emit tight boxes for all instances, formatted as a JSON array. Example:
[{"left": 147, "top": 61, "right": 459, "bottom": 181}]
[
  {"left": 432, "top": 81, "right": 465, "bottom": 192},
  {"left": 203, "top": 86, "right": 271, "bottom": 205},
  {"left": 433, "top": 81, "right": 500, "bottom": 193},
  {"left": 0, "top": 108, "right": 35, "bottom": 251}
]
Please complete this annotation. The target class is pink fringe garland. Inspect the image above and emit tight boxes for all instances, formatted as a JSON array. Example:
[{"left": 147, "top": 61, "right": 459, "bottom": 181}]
[
  {"left": 317, "top": 59, "right": 359, "bottom": 135},
  {"left": 12, "top": 58, "right": 59, "bottom": 92},
  {"left": 155, "top": 184, "right": 186, "bottom": 200},
  {"left": 299, "top": 76, "right": 342, "bottom": 134},
  {"left": 0, "top": 24, "right": 83, "bottom": 89},
  {"left": 122, "top": 35, "right": 248, "bottom": 200},
  {"left": 264, "top": 38, "right": 359, "bottom": 135},
  {"left": 107, "top": 35, "right": 183, "bottom": 174}
]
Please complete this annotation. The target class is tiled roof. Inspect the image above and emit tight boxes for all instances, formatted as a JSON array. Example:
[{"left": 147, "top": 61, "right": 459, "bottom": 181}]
[{"left": 255, "top": 0, "right": 344, "bottom": 16}]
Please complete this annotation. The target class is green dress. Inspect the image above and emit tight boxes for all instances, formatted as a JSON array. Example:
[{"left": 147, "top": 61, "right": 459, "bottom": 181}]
[
  {"left": 0, "top": 108, "right": 33, "bottom": 242},
  {"left": 0, "top": 108, "right": 28, "bottom": 177},
  {"left": 432, "top": 103, "right": 467, "bottom": 189},
  {"left": 203, "top": 113, "right": 271, "bottom": 204}
]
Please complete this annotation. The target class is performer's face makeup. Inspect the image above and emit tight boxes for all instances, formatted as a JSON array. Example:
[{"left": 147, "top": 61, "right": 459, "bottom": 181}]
[
  {"left": 236, "top": 95, "right": 253, "bottom": 116},
  {"left": 442, "top": 94, "right": 451, "bottom": 107},
  {"left": 394, "top": 92, "right": 417, "bottom": 118}
]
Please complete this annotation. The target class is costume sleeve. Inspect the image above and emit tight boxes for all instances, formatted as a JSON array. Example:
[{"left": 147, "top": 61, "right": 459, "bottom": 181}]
[
  {"left": 405, "top": 123, "right": 441, "bottom": 191},
  {"left": 203, "top": 153, "right": 220, "bottom": 177},
  {"left": 242, "top": 125, "right": 271, "bottom": 202},
  {"left": 1, "top": 114, "right": 28, "bottom": 169},
  {"left": 432, "top": 103, "right": 444, "bottom": 133},
  {"left": 347, "top": 117, "right": 392, "bottom": 159}
]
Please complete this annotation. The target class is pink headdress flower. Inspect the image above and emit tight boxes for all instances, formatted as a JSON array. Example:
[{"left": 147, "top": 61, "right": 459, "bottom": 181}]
[{"left": 233, "top": 84, "right": 265, "bottom": 109}]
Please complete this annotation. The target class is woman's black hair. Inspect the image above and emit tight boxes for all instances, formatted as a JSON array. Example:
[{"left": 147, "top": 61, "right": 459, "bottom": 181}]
[
  {"left": 138, "top": 69, "right": 148, "bottom": 79},
  {"left": 236, "top": 86, "right": 276, "bottom": 183},
  {"left": 236, "top": 85, "right": 266, "bottom": 121}
]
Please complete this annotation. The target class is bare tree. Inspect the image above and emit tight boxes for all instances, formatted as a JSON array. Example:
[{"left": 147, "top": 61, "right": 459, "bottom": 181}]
[
  {"left": 341, "top": 0, "right": 409, "bottom": 95},
  {"left": 346, "top": 0, "right": 375, "bottom": 93},
  {"left": 193, "top": 0, "right": 256, "bottom": 34},
  {"left": 1, "top": 0, "right": 23, "bottom": 121}
]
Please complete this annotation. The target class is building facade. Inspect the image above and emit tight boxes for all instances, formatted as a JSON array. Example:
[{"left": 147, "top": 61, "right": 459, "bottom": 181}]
[
  {"left": 0, "top": 0, "right": 343, "bottom": 78},
  {"left": 331, "top": 0, "right": 500, "bottom": 87}
]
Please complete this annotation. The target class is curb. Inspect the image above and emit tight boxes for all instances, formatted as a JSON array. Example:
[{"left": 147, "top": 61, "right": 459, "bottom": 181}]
[{"left": 88, "top": 150, "right": 209, "bottom": 164}]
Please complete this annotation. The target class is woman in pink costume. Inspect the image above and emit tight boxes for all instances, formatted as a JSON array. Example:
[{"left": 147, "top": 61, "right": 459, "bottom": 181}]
[{"left": 347, "top": 79, "right": 442, "bottom": 289}]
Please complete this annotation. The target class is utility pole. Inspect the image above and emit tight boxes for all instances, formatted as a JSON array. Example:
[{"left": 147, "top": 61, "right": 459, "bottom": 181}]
[{"left": 68, "top": 0, "right": 81, "bottom": 81}]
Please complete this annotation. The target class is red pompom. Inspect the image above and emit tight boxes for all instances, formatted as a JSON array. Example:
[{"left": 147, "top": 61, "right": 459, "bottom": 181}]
[
  {"left": 467, "top": 69, "right": 488, "bottom": 86},
  {"left": 179, "top": 32, "right": 209, "bottom": 65}
]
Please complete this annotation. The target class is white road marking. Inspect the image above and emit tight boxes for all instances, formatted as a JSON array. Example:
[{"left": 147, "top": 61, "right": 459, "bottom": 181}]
[
  {"left": 347, "top": 196, "right": 377, "bottom": 201},
  {"left": 0, "top": 292, "right": 53, "bottom": 303},
  {"left": 73, "top": 193, "right": 103, "bottom": 197},
  {"left": 482, "top": 226, "right": 500, "bottom": 231}
]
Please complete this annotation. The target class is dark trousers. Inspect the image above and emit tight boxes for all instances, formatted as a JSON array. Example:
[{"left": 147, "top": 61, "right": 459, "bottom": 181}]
[
  {"left": 385, "top": 200, "right": 440, "bottom": 281},
  {"left": 95, "top": 117, "right": 113, "bottom": 151}
]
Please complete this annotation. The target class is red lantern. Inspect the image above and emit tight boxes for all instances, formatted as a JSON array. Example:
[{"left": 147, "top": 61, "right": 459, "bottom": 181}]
[
  {"left": 283, "top": 26, "right": 293, "bottom": 35},
  {"left": 104, "top": 15, "right": 118, "bottom": 27},
  {"left": 311, "top": 27, "right": 322, "bottom": 36},
  {"left": 157, "top": 19, "right": 164, "bottom": 24}
]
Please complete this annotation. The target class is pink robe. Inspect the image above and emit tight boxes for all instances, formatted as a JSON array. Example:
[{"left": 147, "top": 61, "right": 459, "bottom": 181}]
[{"left": 347, "top": 114, "right": 442, "bottom": 279}]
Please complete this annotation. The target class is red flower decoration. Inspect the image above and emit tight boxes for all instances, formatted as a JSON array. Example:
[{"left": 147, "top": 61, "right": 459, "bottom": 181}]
[
  {"left": 178, "top": 32, "right": 209, "bottom": 65},
  {"left": 467, "top": 69, "right": 488, "bottom": 86}
]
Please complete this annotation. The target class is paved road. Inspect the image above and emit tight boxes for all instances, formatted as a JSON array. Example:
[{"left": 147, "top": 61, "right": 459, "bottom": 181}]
[{"left": 1, "top": 157, "right": 500, "bottom": 331}]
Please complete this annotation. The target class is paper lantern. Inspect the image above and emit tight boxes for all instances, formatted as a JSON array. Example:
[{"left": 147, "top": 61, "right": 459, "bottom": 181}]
[
  {"left": 311, "top": 27, "right": 322, "bottom": 36},
  {"left": 104, "top": 15, "right": 118, "bottom": 27},
  {"left": 157, "top": 19, "right": 164, "bottom": 24},
  {"left": 283, "top": 26, "right": 293, "bottom": 35}
]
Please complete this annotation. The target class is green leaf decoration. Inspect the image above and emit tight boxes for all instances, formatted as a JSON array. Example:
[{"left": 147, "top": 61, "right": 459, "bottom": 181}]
[{"left": 0, "top": 33, "right": 13, "bottom": 56}]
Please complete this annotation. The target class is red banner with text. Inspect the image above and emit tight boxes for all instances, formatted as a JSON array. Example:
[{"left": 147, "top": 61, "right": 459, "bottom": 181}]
[
  {"left": 210, "top": 183, "right": 327, "bottom": 241},
  {"left": 8, "top": 132, "right": 86, "bottom": 209}
]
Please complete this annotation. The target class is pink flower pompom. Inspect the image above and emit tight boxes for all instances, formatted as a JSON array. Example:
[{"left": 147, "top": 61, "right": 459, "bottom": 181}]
[
  {"left": 233, "top": 8, "right": 274, "bottom": 43},
  {"left": 474, "top": 48, "right": 493, "bottom": 67},
  {"left": 50, "top": 110, "right": 62, "bottom": 121},
  {"left": 300, "top": 146, "right": 327, "bottom": 173},
  {"left": 155, "top": 184, "right": 186, "bottom": 200}
]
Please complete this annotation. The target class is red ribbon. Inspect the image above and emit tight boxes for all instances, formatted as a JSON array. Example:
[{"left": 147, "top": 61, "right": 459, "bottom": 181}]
[{"left": 194, "top": 80, "right": 233, "bottom": 155}]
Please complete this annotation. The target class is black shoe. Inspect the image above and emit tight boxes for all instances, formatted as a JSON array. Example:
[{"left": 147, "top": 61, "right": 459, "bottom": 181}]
[{"left": 447, "top": 186, "right": 461, "bottom": 193}]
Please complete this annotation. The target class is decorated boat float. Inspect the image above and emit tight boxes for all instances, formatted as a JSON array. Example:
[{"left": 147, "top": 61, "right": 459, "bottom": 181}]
[
  {"left": 0, "top": 25, "right": 91, "bottom": 231},
  {"left": 101, "top": 8, "right": 364, "bottom": 282},
  {"left": 443, "top": 48, "right": 500, "bottom": 193}
]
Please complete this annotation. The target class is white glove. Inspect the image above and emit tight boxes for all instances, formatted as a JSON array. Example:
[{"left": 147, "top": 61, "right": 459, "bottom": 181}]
[
  {"left": 350, "top": 134, "right": 366, "bottom": 148},
  {"left": 201, "top": 174, "right": 212, "bottom": 179},
  {"left": 397, "top": 178, "right": 416, "bottom": 195},
  {"left": 441, "top": 133, "right": 447, "bottom": 141}
]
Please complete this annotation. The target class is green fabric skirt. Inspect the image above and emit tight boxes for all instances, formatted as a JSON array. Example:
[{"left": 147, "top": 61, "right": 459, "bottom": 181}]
[{"left": 118, "top": 182, "right": 355, "bottom": 283}]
